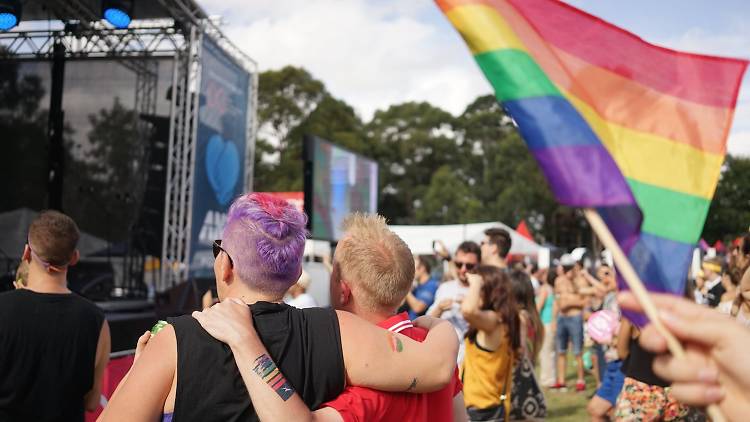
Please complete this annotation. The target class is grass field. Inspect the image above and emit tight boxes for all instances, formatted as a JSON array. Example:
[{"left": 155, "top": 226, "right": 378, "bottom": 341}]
[{"left": 542, "top": 360, "right": 598, "bottom": 421}]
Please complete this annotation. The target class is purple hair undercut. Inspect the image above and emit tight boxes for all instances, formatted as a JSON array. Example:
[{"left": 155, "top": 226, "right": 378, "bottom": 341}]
[{"left": 222, "top": 192, "right": 307, "bottom": 296}]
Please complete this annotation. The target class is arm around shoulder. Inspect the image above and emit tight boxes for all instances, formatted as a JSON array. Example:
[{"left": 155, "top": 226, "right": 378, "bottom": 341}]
[{"left": 337, "top": 310, "right": 457, "bottom": 394}]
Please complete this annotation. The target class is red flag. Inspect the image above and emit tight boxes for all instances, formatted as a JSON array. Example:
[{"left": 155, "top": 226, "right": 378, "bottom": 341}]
[{"left": 516, "top": 220, "right": 533, "bottom": 241}]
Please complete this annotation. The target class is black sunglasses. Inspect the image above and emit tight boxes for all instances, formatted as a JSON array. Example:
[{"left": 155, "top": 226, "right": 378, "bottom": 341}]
[
  {"left": 455, "top": 261, "right": 477, "bottom": 271},
  {"left": 213, "top": 239, "right": 234, "bottom": 267}
]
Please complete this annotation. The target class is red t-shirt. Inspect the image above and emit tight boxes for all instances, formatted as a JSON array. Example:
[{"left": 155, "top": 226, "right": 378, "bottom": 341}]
[{"left": 323, "top": 313, "right": 462, "bottom": 422}]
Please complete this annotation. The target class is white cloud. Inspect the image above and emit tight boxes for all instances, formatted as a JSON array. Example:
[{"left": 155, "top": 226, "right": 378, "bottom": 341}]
[
  {"left": 200, "top": 0, "right": 490, "bottom": 120},
  {"left": 201, "top": 0, "right": 750, "bottom": 156}
]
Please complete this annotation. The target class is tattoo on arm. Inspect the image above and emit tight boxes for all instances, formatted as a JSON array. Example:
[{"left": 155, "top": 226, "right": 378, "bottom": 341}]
[
  {"left": 388, "top": 333, "right": 404, "bottom": 353},
  {"left": 252, "top": 354, "right": 295, "bottom": 401},
  {"left": 404, "top": 377, "right": 418, "bottom": 392}
]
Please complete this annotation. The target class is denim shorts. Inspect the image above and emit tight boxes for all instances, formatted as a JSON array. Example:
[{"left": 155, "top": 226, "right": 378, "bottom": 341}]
[
  {"left": 555, "top": 314, "right": 584, "bottom": 355},
  {"left": 595, "top": 360, "right": 625, "bottom": 405}
]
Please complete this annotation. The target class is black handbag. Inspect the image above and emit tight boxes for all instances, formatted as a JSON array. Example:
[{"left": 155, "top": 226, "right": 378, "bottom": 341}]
[{"left": 509, "top": 355, "right": 547, "bottom": 420}]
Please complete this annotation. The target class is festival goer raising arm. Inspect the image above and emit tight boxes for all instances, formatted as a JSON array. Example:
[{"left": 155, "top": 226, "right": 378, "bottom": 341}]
[{"left": 619, "top": 291, "right": 750, "bottom": 421}]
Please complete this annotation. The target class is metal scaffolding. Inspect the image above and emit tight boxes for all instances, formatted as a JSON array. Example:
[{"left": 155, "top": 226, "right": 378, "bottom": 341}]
[{"left": 0, "top": 0, "right": 258, "bottom": 293}]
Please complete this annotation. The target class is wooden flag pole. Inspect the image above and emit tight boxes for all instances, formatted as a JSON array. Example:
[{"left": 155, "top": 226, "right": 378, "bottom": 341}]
[{"left": 583, "top": 208, "right": 725, "bottom": 422}]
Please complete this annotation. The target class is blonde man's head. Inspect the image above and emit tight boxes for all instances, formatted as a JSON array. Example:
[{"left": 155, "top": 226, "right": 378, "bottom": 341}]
[{"left": 334, "top": 213, "right": 415, "bottom": 311}]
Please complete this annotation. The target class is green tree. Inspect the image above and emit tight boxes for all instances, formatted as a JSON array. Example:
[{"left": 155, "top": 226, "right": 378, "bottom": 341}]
[
  {"left": 364, "top": 101, "right": 461, "bottom": 224},
  {"left": 265, "top": 95, "right": 365, "bottom": 192},
  {"left": 457, "top": 95, "right": 561, "bottom": 242},
  {"left": 417, "top": 165, "right": 482, "bottom": 224},
  {"left": 253, "top": 66, "right": 328, "bottom": 191},
  {"left": 702, "top": 155, "right": 750, "bottom": 242}
]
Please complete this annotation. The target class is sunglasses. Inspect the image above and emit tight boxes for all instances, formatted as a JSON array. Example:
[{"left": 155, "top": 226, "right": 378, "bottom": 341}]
[
  {"left": 212, "top": 239, "right": 234, "bottom": 267},
  {"left": 455, "top": 261, "right": 477, "bottom": 271}
]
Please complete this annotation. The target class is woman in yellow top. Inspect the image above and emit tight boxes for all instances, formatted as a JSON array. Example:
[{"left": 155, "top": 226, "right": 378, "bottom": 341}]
[{"left": 461, "top": 266, "right": 521, "bottom": 422}]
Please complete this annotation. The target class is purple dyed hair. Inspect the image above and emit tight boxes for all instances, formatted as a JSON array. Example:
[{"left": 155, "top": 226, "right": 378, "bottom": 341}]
[{"left": 221, "top": 193, "right": 307, "bottom": 296}]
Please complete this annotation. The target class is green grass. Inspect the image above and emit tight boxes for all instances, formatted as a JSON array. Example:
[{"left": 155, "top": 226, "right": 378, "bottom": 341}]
[{"left": 543, "top": 359, "right": 598, "bottom": 422}]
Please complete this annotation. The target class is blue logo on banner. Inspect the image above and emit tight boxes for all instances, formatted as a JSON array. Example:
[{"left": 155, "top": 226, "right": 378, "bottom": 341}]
[{"left": 205, "top": 134, "right": 240, "bottom": 205}]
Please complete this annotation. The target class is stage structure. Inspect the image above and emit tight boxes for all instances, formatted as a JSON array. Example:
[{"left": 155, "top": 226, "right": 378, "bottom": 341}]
[{"left": 0, "top": 0, "right": 258, "bottom": 295}]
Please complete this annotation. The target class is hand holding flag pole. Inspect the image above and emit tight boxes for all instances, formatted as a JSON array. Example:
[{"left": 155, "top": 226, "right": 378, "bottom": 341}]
[{"left": 584, "top": 208, "right": 725, "bottom": 422}]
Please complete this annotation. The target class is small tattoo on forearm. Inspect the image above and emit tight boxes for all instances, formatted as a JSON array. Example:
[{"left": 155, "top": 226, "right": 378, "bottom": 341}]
[
  {"left": 388, "top": 333, "right": 404, "bottom": 352},
  {"left": 405, "top": 377, "right": 418, "bottom": 392},
  {"left": 252, "top": 354, "right": 295, "bottom": 401}
]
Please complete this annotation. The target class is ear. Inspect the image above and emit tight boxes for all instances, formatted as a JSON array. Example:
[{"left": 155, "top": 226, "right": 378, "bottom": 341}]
[
  {"left": 339, "top": 279, "right": 352, "bottom": 307},
  {"left": 220, "top": 253, "right": 234, "bottom": 285},
  {"left": 69, "top": 250, "right": 80, "bottom": 267},
  {"left": 22, "top": 245, "right": 31, "bottom": 263}
]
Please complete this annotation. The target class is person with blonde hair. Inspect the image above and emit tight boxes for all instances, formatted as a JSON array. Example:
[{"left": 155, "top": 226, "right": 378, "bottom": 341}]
[
  {"left": 13, "top": 259, "right": 28, "bottom": 289},
  {"left": 192, "top": 212, "right": 466, "bottom": 422},
  {"left": 104, "top": 198, "right": 458, "bottom": 422},
  {"left": 285, "top": 270, "right": 317, "bottom": 309}
]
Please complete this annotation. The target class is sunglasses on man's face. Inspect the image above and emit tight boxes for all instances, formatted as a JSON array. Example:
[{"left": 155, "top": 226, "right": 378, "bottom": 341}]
[
  {"left": 213, "top": 239, "right": 234, "bottom": 267},
  {"left": 455, "top": 261, "right": 477, "bottom": 271}
]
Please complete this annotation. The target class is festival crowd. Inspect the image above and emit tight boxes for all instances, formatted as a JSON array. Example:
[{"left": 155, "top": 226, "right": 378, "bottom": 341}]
[{"left": 1, "top": 193, "right": 750, "bottom": 421}]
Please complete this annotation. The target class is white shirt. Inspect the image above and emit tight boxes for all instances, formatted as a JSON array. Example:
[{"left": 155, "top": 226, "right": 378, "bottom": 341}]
[
  {"left": 426, "top": 279, "right": 469, "bottom": 364},
  {"left": 286, "top": 293, "right": 318, "bottom": 309},
  {"left": 718, "top": 300, "right": 750, "bottom": 328}
]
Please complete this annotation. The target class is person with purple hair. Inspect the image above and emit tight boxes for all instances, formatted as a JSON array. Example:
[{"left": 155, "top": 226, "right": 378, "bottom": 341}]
[{"left": 101, "top": 193, "right": 458, "bottom": 422}]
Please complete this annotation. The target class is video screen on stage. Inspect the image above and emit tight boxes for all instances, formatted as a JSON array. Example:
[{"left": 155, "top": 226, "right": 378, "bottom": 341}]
[
  {"left": 0, "top": 56, "right": 173, "bottom": 259},
  {"left": 304, "top": 135, "right": 379, "bottom": 241}
]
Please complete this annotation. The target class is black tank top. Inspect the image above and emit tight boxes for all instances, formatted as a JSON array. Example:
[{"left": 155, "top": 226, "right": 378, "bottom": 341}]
[
  {"left": 168, "top": 301, "right": 345, "bottom": 422},
  {"left": 0, "top": 289, "right": 104, "bottom": 422},
  {"left": 623, "top": 337, "right": 668, "bottom": 387}
]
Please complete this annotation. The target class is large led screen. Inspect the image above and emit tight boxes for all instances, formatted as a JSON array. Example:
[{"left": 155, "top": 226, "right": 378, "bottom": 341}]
[{"left": 304, "top": 135, "right": 378, "bottom": 241}]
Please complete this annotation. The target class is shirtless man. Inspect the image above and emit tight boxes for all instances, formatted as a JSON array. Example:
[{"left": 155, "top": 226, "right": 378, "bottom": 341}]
[{"left": 553, "top": 260, "right": 587, "bottom": 391}]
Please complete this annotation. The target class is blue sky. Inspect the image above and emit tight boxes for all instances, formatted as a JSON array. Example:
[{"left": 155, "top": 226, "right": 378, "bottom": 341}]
[{"left": 202, "top": 0, "right": 749, "bottom": 155}]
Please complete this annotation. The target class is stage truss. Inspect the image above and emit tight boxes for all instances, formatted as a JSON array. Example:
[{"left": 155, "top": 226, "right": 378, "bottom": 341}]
[{"left": 0, "top": 0, "right": 259, "bottom": 293}]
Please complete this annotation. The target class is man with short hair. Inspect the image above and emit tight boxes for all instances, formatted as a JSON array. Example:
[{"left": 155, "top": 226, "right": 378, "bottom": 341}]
[
  {"left": 0, "top": 210, "right": 110, "bottom": 421},
  {"left": 553, "top": 257, "right": 587, "bottom": 391},
  {"left": 481, "top": 227, "right": 512, "bottom": 269},
  {"left": 193, "top": 213, "right": 466, "bottom": 422},
  {"left": 103, "top": 195, "right": 457, "bottom": 421},
  {"left": 427, "top": 241, "right": 481, "bottom": 364},
  {"left": 405, "top": 255, "right": 439, "bottom": 319}
]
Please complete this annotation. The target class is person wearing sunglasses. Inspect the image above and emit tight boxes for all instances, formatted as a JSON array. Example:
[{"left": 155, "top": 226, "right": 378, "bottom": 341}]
[
  {"left": 0, "top": 210, "right": 110, "bottom": 422},
  {"left": 101, "top": 193, "right": 458, "bottom": 422},
  {"left": 427, "top": 241, "right": 482, "bottom": 365}
]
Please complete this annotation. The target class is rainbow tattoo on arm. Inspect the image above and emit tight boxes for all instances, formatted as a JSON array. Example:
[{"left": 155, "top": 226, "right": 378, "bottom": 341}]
[{"left": 252, "top": 354, "right": 295, "bottom": 401}]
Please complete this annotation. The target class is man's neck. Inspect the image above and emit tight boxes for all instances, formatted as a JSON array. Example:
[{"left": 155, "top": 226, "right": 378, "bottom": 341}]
[
  {"left": 418, "top": 274, "right": 430, "bottom": 284},
  {"left": 26, "top": 266, "right": 70, "bottom": 294},
  {"left": 342, "top": 301, "right": 395, "bottom": 326},
  {"left": 484, "top": 255, "right": 506, "bottom": 268},
  {"left": 225, "top": 285, "right": 283, "bottom": 305}
]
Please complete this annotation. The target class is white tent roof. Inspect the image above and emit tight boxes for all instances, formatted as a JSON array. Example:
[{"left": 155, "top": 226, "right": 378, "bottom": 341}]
[{"left": 389, "top": 221, "right": 541, "bottom": 256}]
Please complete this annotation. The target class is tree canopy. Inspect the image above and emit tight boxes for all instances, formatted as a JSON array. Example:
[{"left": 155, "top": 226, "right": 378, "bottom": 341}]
[{"left": 252, "top": 65, "right": 747, "bottom": 249}]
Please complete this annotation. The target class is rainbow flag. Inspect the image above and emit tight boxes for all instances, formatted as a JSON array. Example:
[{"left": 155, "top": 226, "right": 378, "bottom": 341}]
[{"left": 437, "top": 0, "right": 748, "bottom": 322}]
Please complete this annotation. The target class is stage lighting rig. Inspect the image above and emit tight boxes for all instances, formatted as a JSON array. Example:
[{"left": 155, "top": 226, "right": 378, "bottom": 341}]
[
  {"left": 102, "top": 0, "right": 133, "bottom": 29},
  {"left": 0, "top": 0, "right": 22, "bottom": 31}
]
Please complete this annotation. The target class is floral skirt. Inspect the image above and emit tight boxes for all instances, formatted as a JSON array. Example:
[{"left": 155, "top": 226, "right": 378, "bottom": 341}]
[{"left": 613, "top": 377, "right": 689, "bottom": 421}]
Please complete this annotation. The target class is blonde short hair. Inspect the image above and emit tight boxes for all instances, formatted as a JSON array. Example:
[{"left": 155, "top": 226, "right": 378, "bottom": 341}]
[
  {"left": 297, "top": 270, "right": 311, "bottom": 290},
  {"left": 335, "top": 213, "right": 415, "bottom": 311}
]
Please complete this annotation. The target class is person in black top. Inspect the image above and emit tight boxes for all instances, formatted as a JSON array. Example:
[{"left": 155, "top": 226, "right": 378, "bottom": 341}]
[
  {"left": 0, "top": 210, "right": 110, "bottom": 422},
  {"left": 101, "top": 193, "right": 458, "bottom": 422},
  {"left": 612, "top": 319, "right": 689, "bottom": 420}
]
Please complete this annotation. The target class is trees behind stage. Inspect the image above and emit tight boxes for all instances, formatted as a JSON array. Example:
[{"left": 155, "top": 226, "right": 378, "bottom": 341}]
[{"left": 253, "top": 65, "right": 746, "bottom": 248}]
